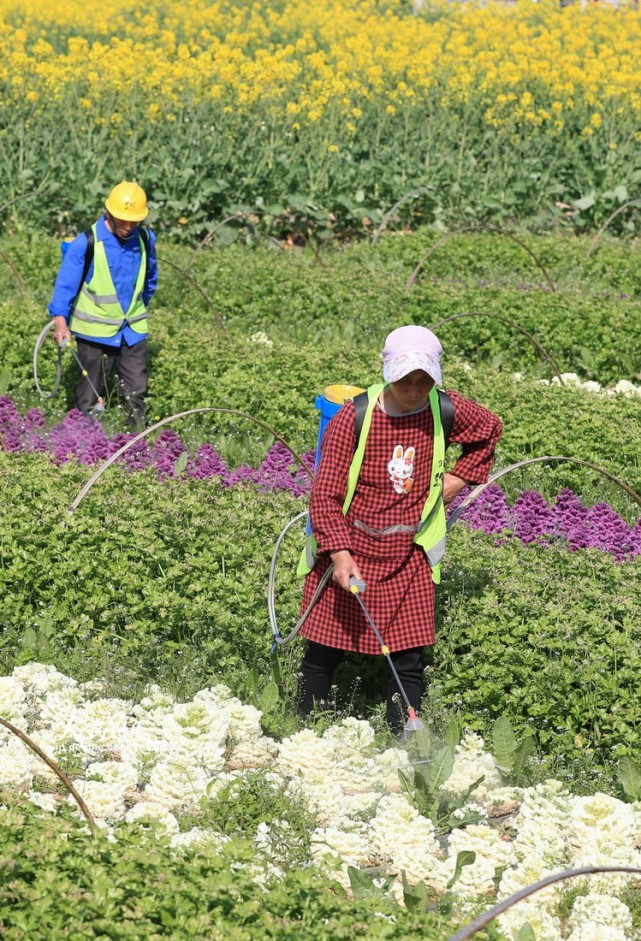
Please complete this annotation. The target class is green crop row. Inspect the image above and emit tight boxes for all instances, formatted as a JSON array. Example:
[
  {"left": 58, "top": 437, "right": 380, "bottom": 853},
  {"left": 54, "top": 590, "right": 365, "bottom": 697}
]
[
  {"left": 2, "top": 231, "right": 641, "bottom": 408},
  {"left": 1, "top": 451, "right": 639, "bottom": 789},
  {"left": 0, "top": 797, "right": 479, "bottom": 941}
]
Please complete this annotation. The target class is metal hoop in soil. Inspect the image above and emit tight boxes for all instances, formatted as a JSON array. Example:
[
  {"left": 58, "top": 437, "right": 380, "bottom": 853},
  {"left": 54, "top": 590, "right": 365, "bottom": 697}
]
[
  {"left": 68, "top": 406, "right": 313, "bottom": 513},
  {"left": 430, "top": 310, "right": 565, "bottom": 385},
  {"left": 448, "top": 454, "right": 641, "bottom": 531},
  {"left": 446, "top": 866, "right": 641, "bottom": 941},
  {"left": 405, "top": 225, "right": 557, "bottom": 293}
]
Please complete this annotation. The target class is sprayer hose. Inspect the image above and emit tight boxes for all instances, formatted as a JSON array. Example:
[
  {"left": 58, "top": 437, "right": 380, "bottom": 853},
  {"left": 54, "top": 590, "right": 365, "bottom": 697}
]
[
  {"left": 33, "top": 319, "right": 62, "bottom": 399},
  {"left": 268, "top": 510, "right": 335, "bottom": 647}
]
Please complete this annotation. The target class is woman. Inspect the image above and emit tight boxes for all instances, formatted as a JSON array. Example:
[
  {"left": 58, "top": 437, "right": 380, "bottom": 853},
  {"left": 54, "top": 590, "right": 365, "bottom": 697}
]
[{"left": 297, "top": 325, "right": 503, "bottom": 733}]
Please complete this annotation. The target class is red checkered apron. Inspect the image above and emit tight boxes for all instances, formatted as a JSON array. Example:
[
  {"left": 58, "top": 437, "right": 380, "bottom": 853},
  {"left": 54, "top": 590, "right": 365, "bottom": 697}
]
[{"left": 300, "top": 389, "right": 502, "bottom": 654}]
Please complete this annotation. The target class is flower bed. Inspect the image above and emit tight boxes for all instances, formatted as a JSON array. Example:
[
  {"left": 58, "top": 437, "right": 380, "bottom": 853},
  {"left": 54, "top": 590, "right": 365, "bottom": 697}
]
[
  {"left": 2, "top": 663, "right": 640, "bottom": 941},
  {"left": 2, "top": 395, "right": 639, "bottom": 562}
]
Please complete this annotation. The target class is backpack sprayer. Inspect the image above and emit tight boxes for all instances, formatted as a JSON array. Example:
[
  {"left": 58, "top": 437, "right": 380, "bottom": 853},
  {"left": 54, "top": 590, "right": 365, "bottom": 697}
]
[{"left": 269, "top": 383, "right": 425, "bottom": 736}]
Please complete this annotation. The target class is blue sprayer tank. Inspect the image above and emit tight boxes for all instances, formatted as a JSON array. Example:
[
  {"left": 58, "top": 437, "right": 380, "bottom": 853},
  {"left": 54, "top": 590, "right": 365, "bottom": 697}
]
[
  {"left": 308, "top": 384, "right": 365, "bottom": 535},
  {"left": 313, "top": 384, "right": 365, "bottom": 470}
]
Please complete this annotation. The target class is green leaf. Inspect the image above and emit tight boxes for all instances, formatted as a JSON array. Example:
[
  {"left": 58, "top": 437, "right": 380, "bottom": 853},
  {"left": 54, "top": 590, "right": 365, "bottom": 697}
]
[
  {"left": 347, "top": 866, "right": 379, "bottom": 898},
  {"left": 174, "top": 451, "right": 188, "bottom": 475},
  {"left": 414, "top": 724, "right": 431, "bottom": 758},
  {"left": 619, "top": 757, "right": 641, "bottom": 801},
  {"left": 443, "top": 718, "right": 460, "bottom": 748},
  {"left": 574, "top": 193, "right": 595, "bottom": 211},
  {"left": 401, "top": 871, "right": 430, "bottom": 913},
  {"left": 512, "top": 735, "right": 537, "bottom": 783},
  {"left": 614, "top": 184, "right": 629, "bottom": 204},
  {"left": 447, "top": 850, "right": 476, "bottom": 889},
  {"left": 260, "top": 680, "right": 279, "bottom": 713},
  {"left": 0, "top": 367, "right": 11, "bottom": 395},
  {"left": 270, "top": 654, "right": 282, "bottom": 685},
  {"left": 493, "top": 716, "right": 517, "bottom": 773},
  {"left": 427, "top": 745, "right": 455, "bottom": 794},
  {"left": 517, "top": 924, "right": 536, "bottom": 941}
]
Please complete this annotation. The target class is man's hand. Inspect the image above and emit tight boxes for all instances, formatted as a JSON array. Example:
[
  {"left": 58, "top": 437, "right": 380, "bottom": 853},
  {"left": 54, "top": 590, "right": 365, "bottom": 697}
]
[
  {"left": 442, "top": 472, "right": 469, "bottom": 506},
  {"left": 52, "top": 316, "right": 71, "bottom": 346},
  {"left": 330, "top": 549, "right": 362, "bottom": 592}
]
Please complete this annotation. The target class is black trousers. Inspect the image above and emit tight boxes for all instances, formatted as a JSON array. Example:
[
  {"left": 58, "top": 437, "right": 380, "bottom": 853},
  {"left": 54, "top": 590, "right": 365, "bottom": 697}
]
[
  {"left": 297, "top": 640, "right": 424, "bottom": 735},
  {"left": 75, "top": 337, "right": 147, "bottom": 429}
]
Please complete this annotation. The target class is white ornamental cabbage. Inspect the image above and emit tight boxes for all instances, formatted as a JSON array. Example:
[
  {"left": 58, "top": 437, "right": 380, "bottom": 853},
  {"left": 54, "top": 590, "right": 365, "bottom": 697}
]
[
  {"left": 67, "top": 697, "right": 132, "bottom": 758},
  {"left": 441, "top": 732, "right": 503, "bottom": 799},
  {"left": 566, "top": 927, "right": 627, "bottom": 941},
  {"left": 568, "top": 793, "right": 641, "bottom": 891},
  {"left": 508, "top": 781, "right": 573, "bottom": 870},
  {"left": 143, "top": 759, "right": 213, "bottom": 810},
  {"left": 368, "top": 793, "right": 445, "bottom": 887},
  {"left": 226, "top": 735, "right": 278, "bottom": 770},
  {"left": 310, "top": 821, "right": 373, "bottom": 869},
  {"left": 38, "top": 687, "right": 85, "bottom": 727},
  {"left": 160, "top": 701, "right": 228, "bottom": 773},
  {"left": 28, "top": 791, "right": 59, "bottom": 814},
  {"left": 69, "top": 778, "right": 127, "bottom": 823},
  {"left": 0, "top": 676, "right": 26, "bottom": 722},
  {"left": 170, "top": 827, "right": 229, "bottom": 852},
  {"left": 568, "top": 894, "right": 633, "bottom": 933},
  {"left": 284, "top": 774, "right": 345, "bottom": 827},
  {"left": 276, "top": 729, "right": 335, "bottom": 780},
  {"left": 125, "top": 801, "right": 180, "bottom": 834},
  {"left": 85, "top": 759, "right": 139, "bottom": 791},
  {"left": 12, "top": 662, "right": 78, "bottom": 697},
  {"left": 498, "top": 901, "right": 563, "bottom": 941},
  {"left": 0, "top": 739, "right": 33, "bottom": 791},
  {"left": 446, "top": 823, "right": 516, "bottom": 896},
  {"left": 371, "top": 747, "right": 411, "bottom": 792}
]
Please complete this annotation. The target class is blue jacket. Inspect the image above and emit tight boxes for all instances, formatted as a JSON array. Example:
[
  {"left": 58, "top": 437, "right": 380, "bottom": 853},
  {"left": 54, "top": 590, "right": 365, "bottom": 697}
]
[{"left": 48, "top": 215, "right": 158, "bottom": 347}]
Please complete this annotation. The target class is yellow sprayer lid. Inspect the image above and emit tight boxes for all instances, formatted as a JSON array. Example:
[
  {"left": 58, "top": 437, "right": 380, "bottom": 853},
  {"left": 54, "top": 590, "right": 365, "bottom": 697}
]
[{"left": 324, "top": 384, "right": 365, "bottom": 405}]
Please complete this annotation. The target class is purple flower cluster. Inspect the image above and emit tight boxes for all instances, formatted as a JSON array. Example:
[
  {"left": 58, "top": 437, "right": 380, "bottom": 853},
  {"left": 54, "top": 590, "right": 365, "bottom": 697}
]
[
  {"left": 449, "top": 483, "right": 641, "bottom": 561},
  {"left": 0, "top": 396, "right": 315, "bottom": 495},
  {"left": 2, "top": 397, "right": 640, "bottom": 560}
]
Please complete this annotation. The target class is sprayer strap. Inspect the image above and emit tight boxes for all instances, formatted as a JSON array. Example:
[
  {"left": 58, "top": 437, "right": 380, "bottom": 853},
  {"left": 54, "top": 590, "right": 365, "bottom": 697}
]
[{"left": 79, "top": 225, "right": 149, "bottom": 288}]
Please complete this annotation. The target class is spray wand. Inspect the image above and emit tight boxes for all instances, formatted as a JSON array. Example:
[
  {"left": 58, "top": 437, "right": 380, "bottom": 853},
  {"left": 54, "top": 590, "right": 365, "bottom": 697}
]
[
  {"left": 59, "top": 337, "right": 105, "bottom": 413},
  {"left": 349, "top": 577, "right": 424, "bottom": 735}
]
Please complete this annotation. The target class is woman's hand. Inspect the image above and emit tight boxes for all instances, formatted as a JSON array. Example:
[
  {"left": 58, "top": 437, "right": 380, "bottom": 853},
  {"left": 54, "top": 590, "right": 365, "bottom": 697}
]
[
  {"left": 442, "top": 472, "right": 468, "bottom": 506},
  {"left": 329, "top": 549, "right": 362, "bottom": 592}
]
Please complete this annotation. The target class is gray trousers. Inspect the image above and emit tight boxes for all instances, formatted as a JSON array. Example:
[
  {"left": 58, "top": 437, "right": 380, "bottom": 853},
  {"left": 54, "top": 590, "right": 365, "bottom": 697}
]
[{"left": 74, "top": 337, "right": 148, "bottom": 429}]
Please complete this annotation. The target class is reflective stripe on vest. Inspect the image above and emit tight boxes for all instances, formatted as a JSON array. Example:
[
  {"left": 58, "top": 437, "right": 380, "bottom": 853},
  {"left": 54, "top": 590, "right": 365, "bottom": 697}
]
[
  {"left": 70, "top": 224, "right": 148, "bottom": 339},
  {"left": 298, "top": 382, "right": 447, "bottom": 584}
]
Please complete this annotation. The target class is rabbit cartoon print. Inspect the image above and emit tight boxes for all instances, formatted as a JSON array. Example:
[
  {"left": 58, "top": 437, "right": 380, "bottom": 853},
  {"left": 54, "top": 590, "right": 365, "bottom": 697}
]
[{"left": 388, "top": 445, "right": 415, "bottom": 493}]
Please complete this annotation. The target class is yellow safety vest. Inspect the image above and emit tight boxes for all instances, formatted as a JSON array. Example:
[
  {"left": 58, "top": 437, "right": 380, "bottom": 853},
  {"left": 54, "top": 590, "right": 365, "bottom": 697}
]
[
  {"left": 298, "top": 383, "right": 448, "bottom": 584},
  {"left": 70, "top": 223, "right": 148, "bottom": 340}
]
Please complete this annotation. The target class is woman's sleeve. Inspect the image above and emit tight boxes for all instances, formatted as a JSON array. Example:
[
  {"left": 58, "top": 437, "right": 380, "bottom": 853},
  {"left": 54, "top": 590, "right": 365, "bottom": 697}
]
[
  {"left": 309, "top": 401, "right": 358, "bottom": 554},
  {"left": 445, "top": 390, "right": 503, "bottom": 484}
]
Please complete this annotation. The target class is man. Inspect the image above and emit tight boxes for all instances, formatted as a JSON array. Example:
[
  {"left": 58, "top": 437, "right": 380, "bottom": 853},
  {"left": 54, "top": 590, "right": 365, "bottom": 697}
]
[
  {"left": 48, "top": 180, "right": 158, "bottom": 429},
  {"left": 297, "top": 325, "right": 503, "bottom": 734}
]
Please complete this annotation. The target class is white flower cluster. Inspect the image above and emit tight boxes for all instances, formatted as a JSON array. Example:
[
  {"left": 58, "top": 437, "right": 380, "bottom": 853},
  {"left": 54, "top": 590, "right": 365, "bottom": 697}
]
[
  {"left": 512, "top": 371, "right": 641, "bottom": 399},
  {"left": 0, "top": 664, "right": 277, "bottom": 849},
  {"left": 497, "top": 782, "right": 641, "bottom": 940},
  {"left": 248, "top": 331, "right": 273, "bottom": 347},
  {"left": 2, "top": 663, "right": 641, "bottom": 940}
]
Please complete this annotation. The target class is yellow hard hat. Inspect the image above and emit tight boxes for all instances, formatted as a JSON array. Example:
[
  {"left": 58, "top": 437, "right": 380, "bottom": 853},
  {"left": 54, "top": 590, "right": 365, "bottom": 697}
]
[{"left": 105, "top": 181, "right": 148, "bottom": 222}]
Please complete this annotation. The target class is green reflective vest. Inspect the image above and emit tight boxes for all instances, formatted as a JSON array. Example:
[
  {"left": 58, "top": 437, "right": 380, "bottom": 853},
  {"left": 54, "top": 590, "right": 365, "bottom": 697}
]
[
  {"left": 69, "top": 223, "right": 148, "bottom": 340},
  {"left": 298, "top": 382, "right": 448, "bottom": 584}
]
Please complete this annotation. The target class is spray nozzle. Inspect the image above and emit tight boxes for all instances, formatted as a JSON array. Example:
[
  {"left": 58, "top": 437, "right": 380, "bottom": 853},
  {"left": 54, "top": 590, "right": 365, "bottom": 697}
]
[{"left": 404, "top": 707, "right": 425, "bottom": 734}]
